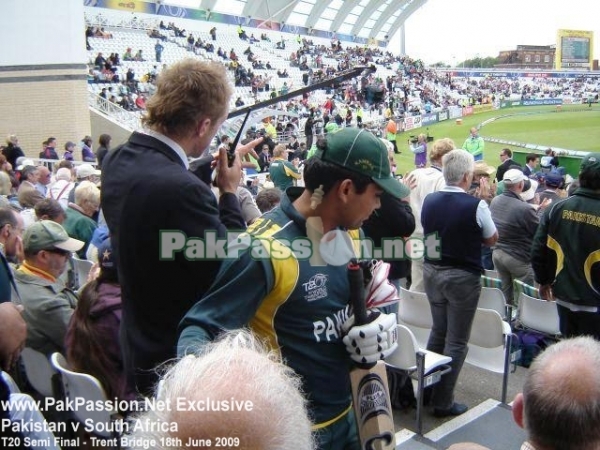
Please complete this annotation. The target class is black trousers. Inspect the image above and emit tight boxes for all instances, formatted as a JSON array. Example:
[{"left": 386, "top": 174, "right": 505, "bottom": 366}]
[{"left": 558, "top": 305, "right": 600, "bottom": 340}]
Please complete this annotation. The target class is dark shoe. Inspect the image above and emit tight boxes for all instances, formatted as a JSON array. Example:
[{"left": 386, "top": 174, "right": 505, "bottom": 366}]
[{"left": 432, "top": 403, "right": 468, "bottom": 417}]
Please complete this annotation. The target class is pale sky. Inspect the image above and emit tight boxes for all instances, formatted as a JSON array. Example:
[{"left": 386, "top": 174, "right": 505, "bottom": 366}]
[{"left": 400, "top": 0, "right": 600, "bottom": 65}]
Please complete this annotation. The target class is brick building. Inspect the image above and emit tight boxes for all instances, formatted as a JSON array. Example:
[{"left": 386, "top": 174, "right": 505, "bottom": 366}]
[{"left": 496, "top": 45, "right": 556, "bottom": 69}]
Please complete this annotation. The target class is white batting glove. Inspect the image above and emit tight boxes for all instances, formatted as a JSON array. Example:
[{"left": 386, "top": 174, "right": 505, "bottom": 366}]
[
  {"left": 365, "top": 261, "right": 399, "bottom": 309},
  {"left": 342, "top": 311, "right": 398, "bottom": 364}
]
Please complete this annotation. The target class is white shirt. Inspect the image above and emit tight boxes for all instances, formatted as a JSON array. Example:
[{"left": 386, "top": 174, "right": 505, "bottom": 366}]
[
  {"left": 47, "top": 180, "right": 74, "bottom": 210},
  {"left": 143, "top": 129, "right": 189, "bottom": 169},
  {"left": 409, "top": 166, "right": 445, "bottom": 237}
]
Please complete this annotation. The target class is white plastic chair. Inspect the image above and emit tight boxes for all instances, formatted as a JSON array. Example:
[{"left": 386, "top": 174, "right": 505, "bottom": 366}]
[
  {"left": 20, "top": 348, "right": 57, "bottom": 398},
  {"left": 478, "top": 287, "right": 510, "bottom": 322},
  {"left": 51, "top": 353, "right": 121, "bottom": 440},
  {"left": 484, "top": 269, "right": 500, "bottom": 279},
  {"left": 465, "top": 308, "right": 515, "bottom": 404},
  {"left": 2, "top": 371, "right": 21, "bottom": 394},
  {"left": 398, "top": 287, "right": 432, "bottom": 349},
  {"left": 518, "top": 292, "right": 561, "bottom": 336},
  {"left": 386, "top": 324, "right": 452, "bottom": 435}
]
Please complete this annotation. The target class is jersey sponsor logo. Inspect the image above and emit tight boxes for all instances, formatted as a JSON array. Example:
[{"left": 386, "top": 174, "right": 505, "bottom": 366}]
[
  {"left": 313, "top": 306, "right": 350, "bottom": 342},
  {"left": 302, "top": 273, "right": 328, "bottom": 302}
]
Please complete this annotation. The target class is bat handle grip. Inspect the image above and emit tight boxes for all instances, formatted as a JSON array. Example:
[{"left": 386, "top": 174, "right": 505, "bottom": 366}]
[{"left": 348, "top": 260, "right": 368, "bottom": 326}]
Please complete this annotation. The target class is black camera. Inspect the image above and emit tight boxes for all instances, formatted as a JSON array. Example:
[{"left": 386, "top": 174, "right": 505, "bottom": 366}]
[{"left": 409, "top": 136, "right": 418, "bottom": 144}]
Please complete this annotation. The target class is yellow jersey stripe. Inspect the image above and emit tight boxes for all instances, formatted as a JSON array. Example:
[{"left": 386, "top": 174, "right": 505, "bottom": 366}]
[
  {"left": 249, "top": 237, "right": 299, "bottom": 357},
  {"left": 547, "top": 235, "right": 564, "bottom": 277},
  {"left": 584, "top": 250, "right": 600, "bottom": 292},
  {"left": 311, "top": 404, "right": 352, "bottom": 430}
]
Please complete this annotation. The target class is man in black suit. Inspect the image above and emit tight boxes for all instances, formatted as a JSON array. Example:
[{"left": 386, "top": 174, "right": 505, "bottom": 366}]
[
  {"left": 101, "top": 59, "right": 261, "bottom": 396},
  {"left": 496, "top": 147, "right": 518, "bottom": 182},
  {"left": 257, "top": 144, "right": 271, "bottom": 172}
]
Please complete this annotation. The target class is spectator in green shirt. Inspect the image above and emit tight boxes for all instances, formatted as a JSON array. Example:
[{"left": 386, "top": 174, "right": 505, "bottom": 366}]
[{"left": 462, "top": 127, "right": 484, "bottom": 161}]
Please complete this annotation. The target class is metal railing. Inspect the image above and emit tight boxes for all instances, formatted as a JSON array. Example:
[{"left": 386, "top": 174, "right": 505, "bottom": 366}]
[
  {"left": 28, "top": 158, "right": 99, "bottom": 170},
  {"left": 87, "top": 90, "right": 141, "bottom": 132},
  {"left": 85, "top": 12, "right": 158, "bottom": 31}
]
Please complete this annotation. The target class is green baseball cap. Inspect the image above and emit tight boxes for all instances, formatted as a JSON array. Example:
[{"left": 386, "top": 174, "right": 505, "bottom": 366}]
[
  {"left": 581, "top": 152, "right": 600, "bottom": 174},
  {"left": 23, "top": 220, "right": 84, "bottom": 253},
  {"left": 318, "top": 128, "right": 410, "bottom": 198}
]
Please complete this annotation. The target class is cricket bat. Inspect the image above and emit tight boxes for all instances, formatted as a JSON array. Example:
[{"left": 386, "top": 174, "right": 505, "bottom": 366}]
[{"left": 348, "top": 260, "right": 396, "bottom": 450}]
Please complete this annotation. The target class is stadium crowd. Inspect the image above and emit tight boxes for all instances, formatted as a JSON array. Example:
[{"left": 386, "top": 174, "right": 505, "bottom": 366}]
[
  {"left": 1, "top": 12, "right": 599, "bottom": 450},
  {"left": 83, "top": 13, "right": 599, "bottom": 136}
]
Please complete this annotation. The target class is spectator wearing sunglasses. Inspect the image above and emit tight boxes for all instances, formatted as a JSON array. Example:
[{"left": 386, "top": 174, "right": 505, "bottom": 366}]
[{"left": 13, "top": 220, "right": 83, "bottom": 355}]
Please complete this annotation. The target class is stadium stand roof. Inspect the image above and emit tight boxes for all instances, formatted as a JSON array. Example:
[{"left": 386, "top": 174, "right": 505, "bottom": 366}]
[{"left": 164, "top": 0, "right": 427, "bottom": 44}]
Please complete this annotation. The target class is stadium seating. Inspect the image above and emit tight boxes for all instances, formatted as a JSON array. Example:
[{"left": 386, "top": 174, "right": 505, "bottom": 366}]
[
  {"left": 465, "top": 308, "right": 516, "bottom": 404},
  {"left": 51, "top": 353, "right": 122, "bottom": 441},
  {"left": 386, "top": 324, "right": 452, "bottom": 435},
  {"left": 84, "top": 8, "right": 406, "bottom": 136},
  {"left": 397, "top": 287, "right": 432, "bottom": 349}
]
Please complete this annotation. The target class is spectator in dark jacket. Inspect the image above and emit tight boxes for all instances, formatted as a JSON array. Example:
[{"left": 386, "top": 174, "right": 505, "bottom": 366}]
[
  {"left": 101, "top": 59, "right": 260, "bottom": 396},
  {"left": 81, "top": 136, "right": 96, "bottom": 162},
  {"left": 66, "top": 238, "right": 136, "bottom": 403},
  {"left": 362, "top": 144, "right": 415, "bottom": 294},
  {"left": 496, "top": 148, "right": 518, "bottom": 182},
  {"left": 39, "top": 137, "right": 59, "bottom": 161},
  {"left": 95, "top": 134, "right": 112, "bottom": 169},
  {"left": 2, "top": 135, "right": 25, "bottom": 169}
]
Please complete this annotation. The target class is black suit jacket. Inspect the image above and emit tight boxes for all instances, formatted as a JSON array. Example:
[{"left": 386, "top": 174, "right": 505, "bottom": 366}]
[
  {"left": 362, "top": 193, "right": 415, "bottom": 280},
  {"left": 258, "top": 152, "right": 270, "bottom": 172},
  {"left": 496, "top": 158, "right": 519, "bottom": 182},
  {"left": 101, "top": 132, "right": 244, "bottom": 395},
  {"left": 0, "top": 252, "right": 13, "bottom": 302}
]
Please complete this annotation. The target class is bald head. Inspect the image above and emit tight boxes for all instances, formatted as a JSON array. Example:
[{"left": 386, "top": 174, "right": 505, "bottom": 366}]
[
  {"left": 517, "top": 337, "right": 600, "bottom": 450},
  {"left": 534, "top": 347, "right": 597, "bottom": 402},
  {"left": 37, "top": 166, "right": 51, "bottom": 186},
  {"left": 129, "top": 331, "right": 315, "bottom": 450}
]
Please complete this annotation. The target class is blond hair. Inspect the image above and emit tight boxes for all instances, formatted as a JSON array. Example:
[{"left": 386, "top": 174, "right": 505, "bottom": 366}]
[
  {"left": 429, "top": 138, "right": 455, "bottom": 164},
  {"left": 273, "top": 144, "right": 288, "bottom": 158},
  {"left": 142, "top": 59, "right": 233, "bottom": 139},
  {"left": 0, "top": 171, "right": 12, "bottom": 195},
  {"left": 74, "top": 180, "right": 100, "bottom": 209}
]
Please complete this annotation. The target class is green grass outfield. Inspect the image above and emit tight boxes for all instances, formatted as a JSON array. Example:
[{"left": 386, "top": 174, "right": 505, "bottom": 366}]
[{"left": 393, "top": 105, "right": 600, "bottom": 177}]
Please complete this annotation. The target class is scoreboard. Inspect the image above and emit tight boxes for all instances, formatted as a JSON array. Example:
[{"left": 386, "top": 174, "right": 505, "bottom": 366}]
[{"left": 556, "top": 30, "right": 594, "bottom": 70}]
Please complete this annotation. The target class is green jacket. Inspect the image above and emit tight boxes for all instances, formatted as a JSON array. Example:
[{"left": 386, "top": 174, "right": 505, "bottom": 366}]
[
  {"left": 269, "top": 157, "right": 300, "bottom": 191},
  {"left": 14, "top": 270, "right": 78, "bottom": 355},
  {"left": 462, "top": 135, "right": 485, "bottom": 157},
  {"left": 531, "top": 188, "right": 600, "bottom": 308},
  {"left": 63, "top": 206, "right": 97, "bottom": 259}
]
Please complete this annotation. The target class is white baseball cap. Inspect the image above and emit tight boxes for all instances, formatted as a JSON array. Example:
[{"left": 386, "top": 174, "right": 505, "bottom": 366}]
[
  {"left": 76, "top": 164, "right": 101, "bottom": 179},
  {"left": 503, "top": 169, "right": 526, "bottom": 184}
]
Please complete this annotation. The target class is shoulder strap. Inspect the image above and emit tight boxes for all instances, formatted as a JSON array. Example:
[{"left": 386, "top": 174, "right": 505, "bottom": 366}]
[{"left": 54, "top": 183, "right": 70, "bottom": 200}]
